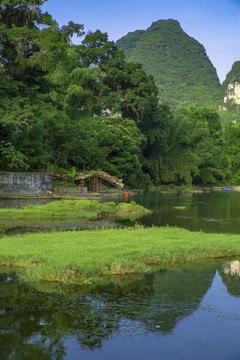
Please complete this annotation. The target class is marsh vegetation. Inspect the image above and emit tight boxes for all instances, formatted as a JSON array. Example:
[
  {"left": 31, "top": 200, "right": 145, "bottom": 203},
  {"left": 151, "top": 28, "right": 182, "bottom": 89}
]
[{"left": 1, "top": 226, "right": 240, "bottom": 284}]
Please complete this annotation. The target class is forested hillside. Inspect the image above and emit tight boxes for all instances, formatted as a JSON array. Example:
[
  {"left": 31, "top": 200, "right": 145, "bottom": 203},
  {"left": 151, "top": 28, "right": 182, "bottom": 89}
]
[
  {"left": 1, "top": 1, "right": 240, "bottom": 187},
  {"left": 221, "top": 62, "right": 240, "bottom": 114},
  {"left": 117, "top": 19, "right": 221, "bottom": 108}
]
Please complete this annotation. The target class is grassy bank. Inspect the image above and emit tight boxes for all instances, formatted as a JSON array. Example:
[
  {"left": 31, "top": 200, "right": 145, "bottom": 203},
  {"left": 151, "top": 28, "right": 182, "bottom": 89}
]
[
  {"left": 0, "top": 227, "right": 240, "bottom": 284},
  {"left": 0, "top": 199, "right": 150, "bottom": 221}
]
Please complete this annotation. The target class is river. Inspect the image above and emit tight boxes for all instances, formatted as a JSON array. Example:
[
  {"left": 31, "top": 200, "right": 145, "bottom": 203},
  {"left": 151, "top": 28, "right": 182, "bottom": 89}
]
[
  {"left": 2, "top": 190, "right": 240, "bottom": 234},
  {"left": 118, "top": 190, "right": 240, "bottom": 233},
  {"left": 1, "top": 191, "right": 240, "bottom": 359},
  {"left": 1, "top": 260, "right": 240, "bottom": 359}
]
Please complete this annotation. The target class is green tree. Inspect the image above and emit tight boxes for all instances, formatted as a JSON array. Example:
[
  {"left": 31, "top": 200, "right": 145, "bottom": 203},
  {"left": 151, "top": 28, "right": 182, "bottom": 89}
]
[
  {"left": 222, "top": 121, "right": 240, "bottom": 184},
  {"left": 64, "top": 67, "right": 108, "bottom": 119},
  {"left": 176, "top": 107, "right": 225, "bottom": 185},
  {"left": 0, "top": 0, "right": 84, "bottom": 170},
  {"left": 61, "top": 116, "right": 148, "bottom": 187},
  {"left": 160, "top": 112, "right": 200, "bottom": 185}
]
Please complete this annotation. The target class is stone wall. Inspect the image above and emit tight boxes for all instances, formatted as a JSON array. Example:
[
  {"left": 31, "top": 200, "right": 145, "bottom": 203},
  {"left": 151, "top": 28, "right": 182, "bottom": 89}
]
[
  {"left": 53, "top": 186, "right": 102, "bottom": 200},
  {"left": 54, "top": 186, "right": 88, "bottom": 195},
  {"left": 0, "top": 171, "right": 52, "bottom": 198}
]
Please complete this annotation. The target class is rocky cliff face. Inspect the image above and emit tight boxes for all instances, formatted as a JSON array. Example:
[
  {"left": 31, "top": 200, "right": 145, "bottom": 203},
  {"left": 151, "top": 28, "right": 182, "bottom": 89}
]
[
  {"left": 222, "top": 62, "right": 240, "bottom": 108},
  {"left": 224, "top": 83, "right": 240, "bottom": 105}
]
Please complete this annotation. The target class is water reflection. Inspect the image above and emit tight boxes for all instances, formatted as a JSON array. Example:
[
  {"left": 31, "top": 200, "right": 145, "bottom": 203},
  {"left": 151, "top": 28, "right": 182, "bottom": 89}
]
[
  {"left": 119, "top": 191, "right": 240, "bottom": 233},
  {"left": 220, "top": 260, "right": 240, "bottom": 297},
  {"left": 2, "top": 261, "right": 240, "bottom": 359},
  {"left": 0, "top": 198, "right": 53, "bottom": 209},
  {"left": 0, "top": 219, "right": 120, "bottom": 236},
  {"left": 2, "top": 191, "right": 240, "bottom": 234},
  {"left": 222, "top": 260, "right": 240, "bottom": 277}
]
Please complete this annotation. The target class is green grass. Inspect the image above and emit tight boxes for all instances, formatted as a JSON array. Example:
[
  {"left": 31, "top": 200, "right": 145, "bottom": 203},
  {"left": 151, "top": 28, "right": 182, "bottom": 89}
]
[
  {"left": 0, "top": 200, "right": 150, "bottom": 221},
  {"left": 1, "top": 227, "right": 240, "bottom": 284}
]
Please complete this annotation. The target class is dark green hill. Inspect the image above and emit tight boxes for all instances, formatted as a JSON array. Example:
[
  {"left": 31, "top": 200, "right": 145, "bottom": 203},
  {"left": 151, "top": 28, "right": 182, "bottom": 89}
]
[
  {"left": 116, "top": 19, "right": 221, "bottom": 109},
  {"left": 223, "top": 61, "right": 240, "bottom": 85},
  {"left": 117, "top": 29, "right": 145, "bottom": 59}
]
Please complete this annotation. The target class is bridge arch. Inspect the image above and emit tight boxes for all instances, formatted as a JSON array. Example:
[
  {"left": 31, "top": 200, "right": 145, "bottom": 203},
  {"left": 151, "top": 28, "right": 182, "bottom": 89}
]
[{"left": 75, "top": 171, "right": 124, "bottom": 191}]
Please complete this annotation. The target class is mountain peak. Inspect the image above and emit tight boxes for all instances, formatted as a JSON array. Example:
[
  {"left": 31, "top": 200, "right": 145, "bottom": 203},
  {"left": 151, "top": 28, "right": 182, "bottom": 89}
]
[
  {"left": 116, "top": 19, "right": 220, "bottom": 108},
  {"left": 150, "top": 19, "right": 181, "bottom": 28}
]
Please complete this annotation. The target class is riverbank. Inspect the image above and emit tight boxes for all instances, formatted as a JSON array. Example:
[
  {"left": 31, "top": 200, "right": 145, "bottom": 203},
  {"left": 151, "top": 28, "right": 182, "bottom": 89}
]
[
  {"left": 150, "top": 185, "right": 240, "bottom": 193},
  {"left": 1, "top": 227, "right": 240, "bottom": 284}
]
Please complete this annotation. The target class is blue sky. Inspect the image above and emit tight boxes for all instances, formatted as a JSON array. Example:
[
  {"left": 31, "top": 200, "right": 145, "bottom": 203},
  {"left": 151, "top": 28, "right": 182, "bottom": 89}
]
[{"left": 42, "top": 0, "right": 240, "bottom": 83}]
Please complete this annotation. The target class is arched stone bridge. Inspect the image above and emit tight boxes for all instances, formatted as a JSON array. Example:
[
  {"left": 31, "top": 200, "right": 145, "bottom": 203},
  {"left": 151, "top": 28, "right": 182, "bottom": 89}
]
[{"left": 75, "top": 170, "right": 124, "bottom": 191}]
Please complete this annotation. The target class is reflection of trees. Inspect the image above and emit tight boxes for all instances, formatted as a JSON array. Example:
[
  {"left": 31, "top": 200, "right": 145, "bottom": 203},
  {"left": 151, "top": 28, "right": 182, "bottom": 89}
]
[
  {"left": 0, "top": 271, "right": 66, "bottom": 360},
  {"left": 0, "top": 264, "right": 215, "bottom": 356},
  {"left": 121, "top": 191, "right": 240, "bottom": 234},
  {"left": 0, "top": 271, "right": 123, "bottom": 356},
  {"left": 219, "top": 260, "right": 240, "bottom": 297}
]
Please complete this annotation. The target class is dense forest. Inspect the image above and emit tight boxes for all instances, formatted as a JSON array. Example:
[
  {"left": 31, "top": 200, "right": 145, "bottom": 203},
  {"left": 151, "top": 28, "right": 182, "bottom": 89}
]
[{"left": 1, "top": 1, "right": 240, "bottom": 188}]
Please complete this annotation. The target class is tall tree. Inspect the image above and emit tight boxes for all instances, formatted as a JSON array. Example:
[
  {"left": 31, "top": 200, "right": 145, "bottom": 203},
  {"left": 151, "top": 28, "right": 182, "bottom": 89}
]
[{"left": 0, "top": 0, "right": 84, "bottom": 170}]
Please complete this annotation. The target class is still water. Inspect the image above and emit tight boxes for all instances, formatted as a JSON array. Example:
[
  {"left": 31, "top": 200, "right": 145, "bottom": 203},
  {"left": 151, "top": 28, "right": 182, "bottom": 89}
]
[
  {"left": 1, "top": 191, "right": 240, "bottom": 359},
  {"left": 1, "top": 260, "right": 240, "bottom": 360},
  {"left": 121, "top": 190, "right": 240, "bottom": 233},
  {"left": 2, "top": 190, "right": 240, "bottom": 234}
]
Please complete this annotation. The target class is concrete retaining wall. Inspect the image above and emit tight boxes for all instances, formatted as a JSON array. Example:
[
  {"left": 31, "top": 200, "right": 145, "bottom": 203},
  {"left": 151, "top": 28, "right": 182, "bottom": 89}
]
[
  {"left": 54, "top": 186, "right": 88, "bottom": 195},
  {"left": 52, "top": 186, "right": 104, "bottom": 200},
  {"left": 0, "top": 171, "right": 52, "bottom": 198}
]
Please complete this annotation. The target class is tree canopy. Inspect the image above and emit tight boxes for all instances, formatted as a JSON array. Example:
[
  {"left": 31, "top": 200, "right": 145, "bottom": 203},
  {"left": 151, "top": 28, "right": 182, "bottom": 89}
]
[{"left": 0, "top": 1, "right": 239, "bottom": 188}]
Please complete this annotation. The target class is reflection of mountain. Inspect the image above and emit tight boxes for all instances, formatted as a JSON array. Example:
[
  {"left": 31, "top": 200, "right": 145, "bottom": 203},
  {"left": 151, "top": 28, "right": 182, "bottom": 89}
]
[
  {"left": 219, "top": 260, "right": 240, "bottom": 297},
  {"left": 95, "top": 265, "right": 215, "bottom": 334},
  {"left": 223, "top": 260, "right": 240, "bottom": 277},
  {"left": 140, "top": 266, "right": 215, "bottom": 333},
  {"left": 0, "top": 265, "right": 215, "bottom": 357}
]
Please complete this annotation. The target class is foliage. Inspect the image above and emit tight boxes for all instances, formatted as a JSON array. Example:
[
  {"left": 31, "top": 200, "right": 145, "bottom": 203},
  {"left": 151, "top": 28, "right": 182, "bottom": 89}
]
[
  {"left": 117, "top": 19, "right": 221, "bottom": 109},
  {"left": 32, "top": 115, "right": 148, "bottom": 187},
  {"left": 173, "top": 107, "right": 225, "bottom": 185},
  {"left": 222, "top": 61, "right": 240, "bottom": 91},
  {"left": 0, "top": 140, "right": 29, "bottom": 170},
  {"left": 222, "top": 121, "right": 240, "bottom": 184},
  {"left": 1, "top": 2, "right": 240, "bottom": 188}
]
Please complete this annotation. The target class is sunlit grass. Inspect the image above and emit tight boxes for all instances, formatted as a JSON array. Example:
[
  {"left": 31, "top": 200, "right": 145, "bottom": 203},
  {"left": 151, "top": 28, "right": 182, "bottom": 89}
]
[{"left": 1, "top": 227, "right": 240, "bottom": 284}]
